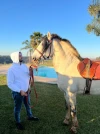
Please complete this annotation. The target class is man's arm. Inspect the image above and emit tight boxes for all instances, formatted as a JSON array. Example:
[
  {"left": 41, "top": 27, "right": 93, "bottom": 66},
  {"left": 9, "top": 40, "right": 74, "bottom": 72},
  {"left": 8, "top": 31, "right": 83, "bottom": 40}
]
[{"left": 7, "top": 69, "right": 21, "bottom": 92}]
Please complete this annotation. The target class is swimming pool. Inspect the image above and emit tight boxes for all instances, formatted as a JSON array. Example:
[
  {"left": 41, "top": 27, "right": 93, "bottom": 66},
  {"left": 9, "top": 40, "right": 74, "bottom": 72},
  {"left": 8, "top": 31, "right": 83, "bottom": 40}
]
[{"left": 33, "top": 66, "right": 57, "bottom": 78}]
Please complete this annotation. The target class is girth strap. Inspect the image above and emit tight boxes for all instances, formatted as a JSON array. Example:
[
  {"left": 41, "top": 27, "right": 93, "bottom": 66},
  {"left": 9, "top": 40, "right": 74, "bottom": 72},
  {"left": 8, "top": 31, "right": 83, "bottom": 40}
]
[{"left": 83, "top": 78, "right": 92, "bottom": 95}]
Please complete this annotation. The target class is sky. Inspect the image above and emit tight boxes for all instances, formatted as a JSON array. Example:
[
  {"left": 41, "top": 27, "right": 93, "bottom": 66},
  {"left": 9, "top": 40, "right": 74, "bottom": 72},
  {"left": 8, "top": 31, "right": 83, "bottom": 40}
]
[{"left": 0, "top": 0, "right": 100, "bottom": 58}]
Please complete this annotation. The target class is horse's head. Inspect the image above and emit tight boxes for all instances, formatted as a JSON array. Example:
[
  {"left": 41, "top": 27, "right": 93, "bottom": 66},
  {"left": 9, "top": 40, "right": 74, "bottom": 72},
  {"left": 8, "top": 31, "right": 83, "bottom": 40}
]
[{"left": 32, "top": 32, "right": 53, "bottom": 66}]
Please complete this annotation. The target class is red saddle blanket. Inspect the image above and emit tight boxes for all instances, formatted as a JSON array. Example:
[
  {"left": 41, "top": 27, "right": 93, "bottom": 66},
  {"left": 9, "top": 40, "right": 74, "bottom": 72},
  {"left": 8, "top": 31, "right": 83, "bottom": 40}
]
[{"left": 77, "top": 58, "right": 100, "bottom": 80}]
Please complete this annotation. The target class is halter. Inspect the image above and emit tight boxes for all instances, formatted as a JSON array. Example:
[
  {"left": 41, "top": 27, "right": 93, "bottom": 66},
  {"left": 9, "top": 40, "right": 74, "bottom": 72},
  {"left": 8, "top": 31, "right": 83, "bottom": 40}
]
[
  {"left": 35, "top": 39, "right": 52, "bottom": 60},
  {"left": 35, "top": 48, "right": 46, "bottom": 59}
]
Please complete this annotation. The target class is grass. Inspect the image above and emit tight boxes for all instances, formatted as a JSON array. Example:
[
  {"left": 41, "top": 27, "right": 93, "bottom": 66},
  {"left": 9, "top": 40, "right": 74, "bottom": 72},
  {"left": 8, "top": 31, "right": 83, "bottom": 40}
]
[
  {"left": 38, "top": 60, "right": 53, "bottom": 67},
  {"left": 1, "top": 75, "right": 100, "bottom": 134}
]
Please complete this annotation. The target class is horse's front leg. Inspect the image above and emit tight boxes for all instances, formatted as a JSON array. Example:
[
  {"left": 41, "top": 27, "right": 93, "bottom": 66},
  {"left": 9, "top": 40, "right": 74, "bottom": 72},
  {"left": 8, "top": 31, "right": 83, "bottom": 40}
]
[
  {"left": 63, "top": 93, "right": 71, "bottom": 125},
  {"left": 63, "top": 104, "right": 71, "bottom": 125},
  {"left": 70, "top": 106, "right": 78, "bottom": 133},
  {"left": 69, "top": 93, "right": 78, "bottom": 133}
]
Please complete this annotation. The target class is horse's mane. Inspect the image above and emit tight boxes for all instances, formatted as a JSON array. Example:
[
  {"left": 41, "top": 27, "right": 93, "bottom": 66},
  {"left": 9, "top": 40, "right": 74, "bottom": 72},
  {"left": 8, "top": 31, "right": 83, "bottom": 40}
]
[{"left": 51, "top": 34, "right": 83, "bottom": 61}]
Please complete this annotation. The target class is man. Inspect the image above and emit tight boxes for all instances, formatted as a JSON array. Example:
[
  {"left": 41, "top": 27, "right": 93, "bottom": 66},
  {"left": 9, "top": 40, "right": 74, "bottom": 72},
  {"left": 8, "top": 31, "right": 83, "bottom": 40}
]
[{"left": 7, "top": 51, "right": 39, "bottom": 130}]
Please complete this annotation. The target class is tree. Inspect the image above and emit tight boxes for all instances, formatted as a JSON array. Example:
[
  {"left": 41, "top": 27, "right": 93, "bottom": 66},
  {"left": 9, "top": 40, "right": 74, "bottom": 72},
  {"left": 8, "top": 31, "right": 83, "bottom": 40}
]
[
  {"left": 21, "top": 32, "right": 43, "bottom": 63},
  {"left": 86, "top": 0, "right": 100, "bottom": 36},
  {"left": 21, "top": 40, "right": 32, "bottom": 63},
  {"left": 30, "top": 32, "right": 43, "bottom": 50}
]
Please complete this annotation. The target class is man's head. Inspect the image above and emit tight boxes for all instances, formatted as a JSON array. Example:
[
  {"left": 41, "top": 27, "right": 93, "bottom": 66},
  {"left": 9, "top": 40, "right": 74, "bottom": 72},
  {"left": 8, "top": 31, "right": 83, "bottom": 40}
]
[{"left": 10, "top": 51, "right": 23, "bottom": 63}]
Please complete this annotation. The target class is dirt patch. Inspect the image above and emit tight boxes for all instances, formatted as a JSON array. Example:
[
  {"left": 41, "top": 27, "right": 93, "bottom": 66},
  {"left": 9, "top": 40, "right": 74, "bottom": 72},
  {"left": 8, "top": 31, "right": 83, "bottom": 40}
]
[{"left": 0, "top": 64, "right": 12, "bottom": 74}]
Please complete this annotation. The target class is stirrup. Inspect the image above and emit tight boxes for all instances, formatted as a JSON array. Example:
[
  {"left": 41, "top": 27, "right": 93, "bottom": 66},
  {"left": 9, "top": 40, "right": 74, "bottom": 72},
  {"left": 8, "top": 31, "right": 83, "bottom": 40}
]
[{"left": 83, "top": 87, "right": 90, "bottom": 95}]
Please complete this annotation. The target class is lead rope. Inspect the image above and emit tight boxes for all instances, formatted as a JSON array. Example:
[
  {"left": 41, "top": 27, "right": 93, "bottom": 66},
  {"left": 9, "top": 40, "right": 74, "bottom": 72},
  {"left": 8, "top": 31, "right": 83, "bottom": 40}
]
[{"left": 26, "top": 66, "right": 38, "bottom": 108}]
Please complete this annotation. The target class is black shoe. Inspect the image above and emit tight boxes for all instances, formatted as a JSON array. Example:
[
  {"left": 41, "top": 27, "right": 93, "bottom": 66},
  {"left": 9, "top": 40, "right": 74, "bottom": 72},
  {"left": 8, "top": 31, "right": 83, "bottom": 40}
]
[
  {"left": 16, "top": 123, "right": 25, "bottom": 130},
  {"left": 28, "top": 116, "right": 39, "bottom": 121}
]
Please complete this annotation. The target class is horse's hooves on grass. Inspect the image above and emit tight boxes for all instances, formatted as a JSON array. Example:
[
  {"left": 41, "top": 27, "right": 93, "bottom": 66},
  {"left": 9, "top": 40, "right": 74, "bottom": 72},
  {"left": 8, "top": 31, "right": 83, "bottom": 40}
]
[
  {"left": 63, "top": 119, "right": 70, "bottom": 126},
  {"left": 62, "top": 122, "right": 69, "bottom": 126},
  {"left": 70, "top": 126, "right": 77, "bottom": 134}
]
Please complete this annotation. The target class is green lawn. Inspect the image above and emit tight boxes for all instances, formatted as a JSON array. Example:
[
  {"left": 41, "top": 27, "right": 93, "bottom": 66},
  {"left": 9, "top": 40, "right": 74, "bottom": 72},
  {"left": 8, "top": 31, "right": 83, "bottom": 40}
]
[
  {"left": 39, "top": 59, "right": 53, "bottom": 67},
  {"left": 0, "top": 75, "right": 100, "bottom": 134}
]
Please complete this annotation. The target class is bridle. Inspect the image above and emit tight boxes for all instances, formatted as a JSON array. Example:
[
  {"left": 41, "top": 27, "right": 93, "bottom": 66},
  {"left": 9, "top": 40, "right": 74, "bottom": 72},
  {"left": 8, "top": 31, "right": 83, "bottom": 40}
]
[{"left": 34, "top": 39, "right": 52, "bottom": 60}]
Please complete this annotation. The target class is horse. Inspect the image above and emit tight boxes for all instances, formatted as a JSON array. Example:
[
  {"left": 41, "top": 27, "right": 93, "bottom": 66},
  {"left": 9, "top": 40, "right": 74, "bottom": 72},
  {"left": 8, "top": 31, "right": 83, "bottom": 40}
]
[{"left": 31, "top": 32, "right": 100, "bottom": 133}]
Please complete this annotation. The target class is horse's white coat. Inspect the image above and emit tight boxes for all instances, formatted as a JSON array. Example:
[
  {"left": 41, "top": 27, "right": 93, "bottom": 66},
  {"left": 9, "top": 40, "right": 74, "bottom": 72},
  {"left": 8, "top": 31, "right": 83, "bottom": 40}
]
[{"left": 32, "top": 32, "right": 100, "bottom": 132}]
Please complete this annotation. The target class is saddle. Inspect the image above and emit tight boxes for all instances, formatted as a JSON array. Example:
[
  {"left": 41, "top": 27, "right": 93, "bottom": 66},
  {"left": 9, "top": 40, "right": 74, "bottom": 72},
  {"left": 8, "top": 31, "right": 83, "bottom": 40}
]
[
  {"left": 77, "top": 58, "right": 100, "bottom": 80},
  {"left": 77, "top": 58, "right": 100, "bottom": 94}
]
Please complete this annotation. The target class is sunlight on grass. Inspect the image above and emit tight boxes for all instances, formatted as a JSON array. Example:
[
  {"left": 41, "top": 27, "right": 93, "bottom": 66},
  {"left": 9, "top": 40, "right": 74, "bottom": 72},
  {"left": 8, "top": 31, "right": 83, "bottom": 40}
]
[
  {"left": 0, "top": 75, "right": 7, "bottom": 85},
  {"left": 87, "top": 116, "right": 100, "bottom": 123}
]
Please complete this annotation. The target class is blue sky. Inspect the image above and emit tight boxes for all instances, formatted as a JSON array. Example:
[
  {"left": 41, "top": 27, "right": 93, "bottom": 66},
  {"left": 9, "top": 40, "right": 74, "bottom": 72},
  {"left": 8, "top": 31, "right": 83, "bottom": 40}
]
[{"left": 0, "top": 0, "right": 100, "bottom": 58}]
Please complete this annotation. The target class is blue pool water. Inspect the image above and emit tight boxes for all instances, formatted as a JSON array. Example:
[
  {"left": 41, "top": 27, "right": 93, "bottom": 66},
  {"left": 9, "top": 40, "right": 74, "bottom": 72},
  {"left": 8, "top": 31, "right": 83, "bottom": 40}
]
[{"left": 33, "top": 66, "right": 57, "bottom": 78}]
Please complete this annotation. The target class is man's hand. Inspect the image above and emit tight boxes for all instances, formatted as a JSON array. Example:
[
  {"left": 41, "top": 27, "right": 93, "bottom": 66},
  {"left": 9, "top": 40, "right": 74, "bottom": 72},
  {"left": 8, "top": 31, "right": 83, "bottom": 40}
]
[
  {"left": 20, "top": 90, "right": 27, "bottom": 96},
  {"left": 28, "top": 89, "right": 31, "bottom": 94}
]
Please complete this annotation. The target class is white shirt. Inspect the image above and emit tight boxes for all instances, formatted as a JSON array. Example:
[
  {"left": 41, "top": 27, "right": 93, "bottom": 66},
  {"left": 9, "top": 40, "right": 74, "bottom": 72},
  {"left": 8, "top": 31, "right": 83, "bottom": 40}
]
[
  {"left": 7, "top": 51, "right": 30, "bottom": 93},
  {"left": 7, "top": 63, "right": 30, "bottom": 93}
]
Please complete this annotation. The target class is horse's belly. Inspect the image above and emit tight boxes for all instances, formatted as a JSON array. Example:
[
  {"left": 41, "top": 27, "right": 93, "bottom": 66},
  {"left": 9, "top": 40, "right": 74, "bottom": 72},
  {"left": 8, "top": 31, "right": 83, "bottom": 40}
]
[
  {"left": 90, "top": 80, "right": 100, "bottom": 95},
  {"left": 57, "top": 80, "right": 67, "bottom": 92},
  {"left": 57, "top": 74, "right": 78, "bottom": 93},
  {"left": 57, "top": 73, "right": 100, "bottom": 95}
]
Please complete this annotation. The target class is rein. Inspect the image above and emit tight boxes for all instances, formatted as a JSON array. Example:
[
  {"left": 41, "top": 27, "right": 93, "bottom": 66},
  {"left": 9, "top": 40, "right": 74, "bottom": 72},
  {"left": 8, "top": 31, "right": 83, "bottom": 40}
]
[
  {"left": 30, "top": 66, "right": 38, "bottom": 107},
  {"left": 35, "top": 48, "right": 46, "bottom": 59},
  {"left": 26, "top": 66, "right": 38, "bottom": 108}
]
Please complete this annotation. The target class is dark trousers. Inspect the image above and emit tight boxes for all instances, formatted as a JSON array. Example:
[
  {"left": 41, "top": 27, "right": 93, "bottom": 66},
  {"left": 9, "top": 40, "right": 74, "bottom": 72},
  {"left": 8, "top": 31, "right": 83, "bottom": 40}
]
[{"left": 12, "top": 91, "right": 33, "bottom": 123}]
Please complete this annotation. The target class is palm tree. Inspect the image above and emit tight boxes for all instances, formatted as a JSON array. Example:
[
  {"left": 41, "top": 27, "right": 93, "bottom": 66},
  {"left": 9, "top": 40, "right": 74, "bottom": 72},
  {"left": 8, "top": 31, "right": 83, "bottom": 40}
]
[
  {"left": 30, "top": 32, "right": 43, "bottom": 50},
  {"left": 21, "top": 32, "right": 43, "bottom": 63},
  {"left": 21, "top": 40, "right": 32, "bottom": 63}
]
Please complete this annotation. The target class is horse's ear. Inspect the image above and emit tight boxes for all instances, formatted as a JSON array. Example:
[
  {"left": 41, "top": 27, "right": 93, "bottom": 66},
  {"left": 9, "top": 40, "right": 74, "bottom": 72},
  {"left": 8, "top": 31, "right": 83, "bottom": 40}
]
[{"left": 47, "top": 32, "right": 52, "bottom": 40}]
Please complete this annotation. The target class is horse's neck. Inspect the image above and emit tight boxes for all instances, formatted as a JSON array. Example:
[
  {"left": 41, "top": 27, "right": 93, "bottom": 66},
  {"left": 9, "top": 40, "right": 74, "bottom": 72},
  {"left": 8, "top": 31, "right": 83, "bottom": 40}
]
[{"left": 52, "top": 40, "right": 80, "bottom": 76}]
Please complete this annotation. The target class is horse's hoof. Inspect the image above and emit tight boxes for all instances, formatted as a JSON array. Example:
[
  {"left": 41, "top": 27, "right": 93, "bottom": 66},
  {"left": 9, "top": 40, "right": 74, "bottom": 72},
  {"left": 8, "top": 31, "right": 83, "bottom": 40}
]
[
  {"left": 70, "top": 126, "right": 77, "bottom": 134},
  {"left": 75, "top": 121, "right": 79, "bottom": 128},
  {"left": 72, "top": 120, "right": 79, "bottom": 128},
  {"left": 63, "top": 118, "right": 70, "bottom": 125}
]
